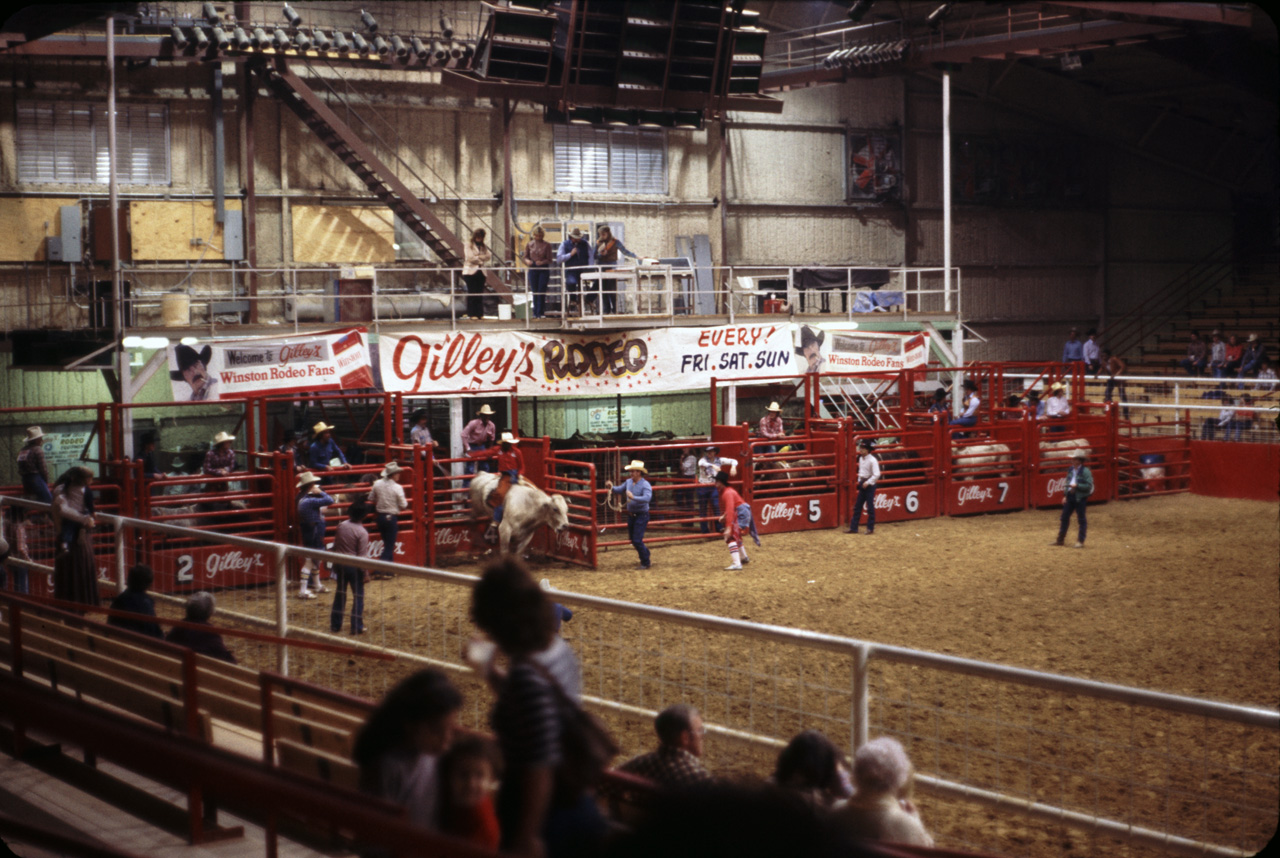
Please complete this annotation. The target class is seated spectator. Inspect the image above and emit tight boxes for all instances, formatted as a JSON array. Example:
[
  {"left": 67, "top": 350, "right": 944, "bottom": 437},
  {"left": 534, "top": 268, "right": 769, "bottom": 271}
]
[
  {"left": 437, "top": 735, "right": 502, "bottom": 850},
  {"left": 165, "top": 591, "right": 236, "bottom": 663},
  {"left": 1178, "top": 331, "right": 1207, "bottom": 376},
  {"left": 1043, "top": 382, "right": 1071, "bottom": 425},
  {"left": 1238, "top": 334, "right": 1266, "bottom": 378},
  {"left": 948, "top": 380, "right": 980, "bottom": 429},
  {"left": 619, "top": 704, "right": 713, "bottom": 789},
  {"left": 926, "top": 387, "right": 950, "bottom": 414},
  {"left": 1256, "top": 358, "right": 1276, "bottom": 392},
  {"left": 353, "top": 669, "right": 463, "bottom": 831},
  {"left": 771, "top": 729, "right": 850, "bottom": 809},
  {"left": 1223, "top": 334, "right": 1244, "bottom": 375},
  {"left": 833, "top": 736, "right": 934, "bottom": 847},
  {"left": 1208, "top": 331, "right": 1227, "bottom": 377},
  {"left": 107, "top": 563, "right": 163, "bottom": 638},
  {"left": 1021, "top": 387, "right": 1044, "bottom": 418}
]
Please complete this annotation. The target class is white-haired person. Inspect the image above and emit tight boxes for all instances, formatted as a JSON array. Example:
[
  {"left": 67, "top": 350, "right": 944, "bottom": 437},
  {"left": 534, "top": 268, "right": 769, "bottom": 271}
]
[{"left": 833, "top": 736, "right": 934, "bottom": 847}]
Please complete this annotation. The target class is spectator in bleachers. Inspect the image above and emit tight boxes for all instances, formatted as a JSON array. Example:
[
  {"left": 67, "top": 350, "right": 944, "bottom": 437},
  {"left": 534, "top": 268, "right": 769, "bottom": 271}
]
[
  {"left": 166, "top": 591, "right": 236, "bottom": 663},
  {"left": 107, "top": 564, "right": 163, "bottom": 639},
  {"left": 437, "top": 735, "right": 502, "bottom": 850},
  {"left": 1223, "top": 335, "right": 1244, "bottom": 375},
  {"left": 1178, "top": 331, "right": 1208, "bottom": 376},
  {"left": 521, "top": 227, "right": 553, "bottom": 320},
  {"left": 1238, "top": 334, "right": 1266, "bottom": 378},
  {"left": 1214, "top": 398, "right": 1236, "bottom": 441},
  {"left": 353, "top": 669, "right": 463, "bottom": 832},
  {"left": 1198, "top": 385, "right": 1228, "bottom": 439},
  {"left": 948, "top": 380, "right": 980, "bottom": 430},
  {"left": 1082, "top": 329, "right": 1101, "bottom": 374},
  {"left": 833, "top": 736, "right": 934, "bottom": 847},
  {"left": 16, "top": 425, "right": 51, "bottom": 504},
  {"left": 1256, "top": 358, "right": 1276, "bottom": 392},
  {"left": 463, "top": 228, "right": 493, "bottom": 321},
  {"left": 1225, "top": 396, "right": 1255, "bottom": 442},
  {"left": 771, "top": 730, "right": 850, "bottom": 809},
  {"left": 556, "top": 228, "right": 594, "bottom": 316},
  {"left": 618, "top": 704, "right": 713, "bottom": 789},
  {"left": 470, "top": 557, "right": 605, "bottom": 858},
  {"left": 1208, "top": 331, "right": 1227, "bottom": 377},
  {"left": 1061, "top": 327, "right": 1084, "bottom": 365}
]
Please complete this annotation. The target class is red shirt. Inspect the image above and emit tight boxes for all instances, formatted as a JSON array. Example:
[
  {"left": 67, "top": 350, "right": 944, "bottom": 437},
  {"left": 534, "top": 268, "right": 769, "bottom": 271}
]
[
  {"left": 440, "top": 796, "right": 500, "bottom": 851},
  {"left": 473, "top": 444, "right": 524, "bottom": 473},
  {"left": 719, "top": 485, "right": 745, "bottom": 520}
]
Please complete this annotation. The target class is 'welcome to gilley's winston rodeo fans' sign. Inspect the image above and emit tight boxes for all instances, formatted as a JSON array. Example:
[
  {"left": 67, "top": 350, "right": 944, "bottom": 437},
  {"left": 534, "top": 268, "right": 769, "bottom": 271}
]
[{"left": 379, "top": 324, "right": 927, "bottom": 397}]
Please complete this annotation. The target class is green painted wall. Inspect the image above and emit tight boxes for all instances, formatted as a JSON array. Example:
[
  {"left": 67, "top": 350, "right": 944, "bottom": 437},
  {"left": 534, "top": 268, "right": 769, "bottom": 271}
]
[{"left": 518, "top": 390, "right": 709, "bottom": 439}]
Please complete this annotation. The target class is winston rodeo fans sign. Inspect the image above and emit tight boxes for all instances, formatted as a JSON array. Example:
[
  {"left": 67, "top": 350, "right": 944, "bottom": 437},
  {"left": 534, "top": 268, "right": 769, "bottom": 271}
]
[{"left": 167, "top": 328, "right": 374, "bottom": 401}]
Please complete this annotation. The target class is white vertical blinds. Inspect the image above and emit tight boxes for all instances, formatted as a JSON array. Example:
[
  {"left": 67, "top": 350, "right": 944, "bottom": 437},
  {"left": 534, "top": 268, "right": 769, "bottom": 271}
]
[
  {"left": 17, "top": 101, "right": 170, "bottom": 185},
  {"left": 554, "top": 125, "right": 667, "bottom": 194}
]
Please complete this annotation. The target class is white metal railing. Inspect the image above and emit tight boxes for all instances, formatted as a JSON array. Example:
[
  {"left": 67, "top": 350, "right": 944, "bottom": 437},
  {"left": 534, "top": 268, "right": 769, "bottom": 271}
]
[
  {"left": 1, "top": 494, "right": 1274, "bottom": 858},
  {"left": 0, "top": 262, "right": 960, "bottom": 337}
]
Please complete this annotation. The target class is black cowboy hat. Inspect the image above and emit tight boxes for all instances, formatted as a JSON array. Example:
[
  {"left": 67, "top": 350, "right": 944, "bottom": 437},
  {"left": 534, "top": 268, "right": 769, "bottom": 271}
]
[
  {"left": 794, "top": 325, "right": 825, "bottom": 355},
  {"left": 169, "top": 344, "right": 212, "bottom": 380}
]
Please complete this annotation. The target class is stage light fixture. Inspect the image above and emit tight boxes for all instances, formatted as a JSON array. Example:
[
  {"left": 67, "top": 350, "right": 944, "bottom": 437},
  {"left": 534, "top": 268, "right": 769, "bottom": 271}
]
[
  {"left": 439, "top": 15, "right": 454, "bottom": 38},
  {"left": 332, "top": 31, "right": 349, "bottom": 52},
  {"left": 253, "top": 27, "right": 271, "bottom": 50},
  {"left": 122, "top": 335, "right": 144, "bottom": 348},
  {"left": 360, "top": 10, "right": 378, "bottom": 32},
  {"left": 141, "top": 336, "right": 171, "bottom": 349},
  {"left": 212, "top": 26, "right": 230, "bottom": 50},
  {"left": 391, "top": 35, "right": 408, "bottom": 58},
  {"left": 273, "top": 28, "right": 291, "bottom": 50},
  {"left": 411, "top": 35, "right": 428, "bottom": 61},
  {"left": 203, "top": 2, "right": 220, "bottom": 24},
  {"left": 233, "top": 26, "right": 251, "bottom": 50},
  {"left": 431, "top": 39, "right": 448, "bottom": 62},
  {"left": 372, "top": 35, "right": 391, "bottom": 56},
  {"left": 283, "top": 3, "right": 301, "bottom": 27},
  {"left": 170, "top": 26, "right": 189, "bottom": 50},
  {"left": 192, "top": 26, "right": 210, "bottom": 49},
  {"left": 351, "top": 31, "right": 370, "bottom": 54},
  {"left": 927, "top": 2, "right": 952, "bottom": 30},
  {"left": 294, "top": 30, "right": 311, "bottom": 50},
  {"left": 311, "top": 28, "right": 331, "bottom": 51},
  {"left": 847, "top": 1, "right": 872, "bottom": 22}
]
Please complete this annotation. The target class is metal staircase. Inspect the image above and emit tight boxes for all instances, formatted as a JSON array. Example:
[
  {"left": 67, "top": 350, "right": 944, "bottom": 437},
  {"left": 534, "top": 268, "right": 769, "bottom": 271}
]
[{"left": 260, "top": 57, "right": 509, "bottom": 297}]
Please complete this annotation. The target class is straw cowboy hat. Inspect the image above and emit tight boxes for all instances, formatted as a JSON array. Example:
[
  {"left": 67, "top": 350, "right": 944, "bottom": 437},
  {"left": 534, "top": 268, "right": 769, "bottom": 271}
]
[
  {"left": 312, "top": 421, "right": 336, "bottom": 435},
  {"left": 569, "top": 228, "right": 583, "bottom": 238},
  {"left": 477, "top": 405, "right": 495, "bottom": 416},
  {"left": 766, "top": 402, "right": 782, "bottom": 413},
  {"left": 296, "top": 472, "right": 321, "bottom": 489},
  {"left": 1072, "top": 449, "right": 1088, "bottom": 459},
  {"left": 625, "top": 460, "right": 648, "bottom": 473},
  {"left": 24, "top": 426, "right": 44, "bottom": 443},
  {"left": 1050, "top": 381, "right": 1066, "bottom": 392},
  {"left": 499, "top": 431, "right": 519, "bottom": 445},
  {"left": 169, "top": 344, "right": 212, "bottom": 380},
  {"left": 381, "top": 461, "right": 404, "bottom": 478},
  {"left": 213, "top": 431, "right": 235, "bottom": 445}
]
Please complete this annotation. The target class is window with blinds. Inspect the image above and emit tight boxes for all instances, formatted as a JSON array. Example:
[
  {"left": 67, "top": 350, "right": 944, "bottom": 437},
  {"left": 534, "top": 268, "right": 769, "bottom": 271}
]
[
  {"left": 553, "top": 125, "right": 667, "bottom": 194},
  {"left": 17, "top": 101, "right": 170, "bottom": 185}
]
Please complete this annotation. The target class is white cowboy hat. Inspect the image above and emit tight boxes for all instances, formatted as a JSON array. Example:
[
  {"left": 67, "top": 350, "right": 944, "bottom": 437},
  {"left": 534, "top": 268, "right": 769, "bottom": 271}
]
[
  {"left": 296, "top": 471, "right": 321, "bottom": 489},
  {"left": 1050, "top": 382, "right": 1065, "bottom": 392},
  {"left": 1248, "top": 333, "right": 1258, "bottom": 342},
  {"left": 766, "top": 402, "right": 782, "bottom": 412},
  {"left": 381, "top": 461, "right": 404, "bottom": 478},
  {"left": 625, "top": 460, "right": 648, "bottom": 473},
  {"left": 24, "top": 426, "right": 44, "bottom": 442},
  {"left": 499, "top": 431, "right": 519, "bottom": 445},
  {"left": 213, "top": 431, "right": 235, "bottom": 445},
  {"left": 312, "top": 421, "right": 336, "bottom": 435},
  {"left": 1072, "top": 449, "right": 1088, "bottom": 459},
  {"left": 477, "top": 405, "right": 495, "bottom": 416}
]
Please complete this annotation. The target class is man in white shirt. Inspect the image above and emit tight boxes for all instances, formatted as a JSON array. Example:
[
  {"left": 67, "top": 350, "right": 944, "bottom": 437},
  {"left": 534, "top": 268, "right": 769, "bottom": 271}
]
[
  {"left": 695, "top": 445, "right": 738, "bottom": 534},
  {"left": 368, "top": 461, "right": 408, "bottom": 570},
  {"left": 1043, "top": 383, "right": 1072, "bottom": 419},
  {"left": 1082, "top": 329, "right": 1101, "bottom": 374},
  {"left": 846, "top": 440, "right": 881, "bottom": 535}
]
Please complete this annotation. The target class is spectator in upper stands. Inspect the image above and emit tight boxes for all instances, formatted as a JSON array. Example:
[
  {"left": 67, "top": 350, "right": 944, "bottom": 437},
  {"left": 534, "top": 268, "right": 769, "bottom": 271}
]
[
  {"left": 470, "top": 557, "right": 604, "bottom": 858},
  {"left": 16, "top": 425, "right": 51, "bottom": 504},
  {"left": 107, "top": 563, "right": 163, "bottom": 638},
  {"left": 1178, "top": 330, "right": 1208, "bottom": 376},
  {"left": 462, "top": 228, "right": 493, "bottom": 321},
  {"left": 556, "top": 228, "right": 594, "bottom": 316},
  {"left": 521, "top": 226, "right": 554, "bottom": 320},
  {"left": 618, "top": 704, "right": 714, "bottom": 789},
  {"left": 949, "top": 379, "right": 980, "bottom": 429},
  {"left": 1061, "top": 327, "right": 1085, "bottom": 365},
  {"left": 1208, "top": 331, "right": 1227, "bottom": 377},
  {"left": 1256, "top": 358, "right": 1277, "bottom": 392},
  {"left": 1198, "top": 385, "right": 1227, "bottom": 439},
  {"left": 833, "top": 736, "right": 934, "bottom": 847},
  {"left": 1223, "top": 334, "right": 1244, "bottom": 376},
  {"left": 1101, "top": 349, "right": 1128, "bottom": 410},
  {"left": 596, "top": 225, "right": 639, "bottom": 315},
  {"left": 166, "top": 591, "right": 236, "bottom": 663},
  {"left": 771, "top": 730, "right": 850, "bottom": 809},
  {"left": 1082, "top": 329, "right": 1101, "bottom": 374},
  {"left": 437, "top": 735, "right": 502, "bottom": 850},
  {"left": 353, "top": 669, "right": 463, "bottom": 832},
  {"left": 1238, "top": 334, "right": 1266, "bottom": 378},
  {"left": 1212, "top": 397, "right": 1235, "bottom": 441}
]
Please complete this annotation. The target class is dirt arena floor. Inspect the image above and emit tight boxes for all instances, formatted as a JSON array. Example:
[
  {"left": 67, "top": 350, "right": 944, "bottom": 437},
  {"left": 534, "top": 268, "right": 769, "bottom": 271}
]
[{"left": 263, "top": 492, "right": 1277, "bottom": 858}]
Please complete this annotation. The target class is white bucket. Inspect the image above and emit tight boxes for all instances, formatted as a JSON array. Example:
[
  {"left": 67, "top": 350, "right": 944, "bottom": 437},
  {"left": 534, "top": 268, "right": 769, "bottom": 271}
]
[
  {"left": 497, "top": 303, "right": 512, "bottom": 321},
  {"left": 161, "top": 293, "right": 190, "bottom": 327}
]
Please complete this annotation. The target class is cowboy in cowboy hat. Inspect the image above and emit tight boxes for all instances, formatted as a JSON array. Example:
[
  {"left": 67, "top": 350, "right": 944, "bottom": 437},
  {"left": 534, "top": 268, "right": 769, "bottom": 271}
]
[
  {"left": 367, "top": 462, "right": 408, "bottom": 568},
  {"left": 171, "top": 344, "right": 217, "bottom": 401},
  {"left": 607, "top": 460, "right": 653, "bottom": 569},
  {"left": 461, "top": 405, "right": 497, "bottom": 476},
  {"left": 308, "top": 421, "right": 350, "bottom": 472},
  {"left": 469, "top": 432, "right": 524, "bottom": 541},
  {"left": 295, "top": 472, "right": 335, "bottom": 598},
  {"left": 202, "top": 431, "right": 237, "bottom": 478},
  {"left": 17, "top": 425, "right": 52, "bottom": 504},
  {"left": 758, "top": 401, "right": 786, "bottom": 453}
]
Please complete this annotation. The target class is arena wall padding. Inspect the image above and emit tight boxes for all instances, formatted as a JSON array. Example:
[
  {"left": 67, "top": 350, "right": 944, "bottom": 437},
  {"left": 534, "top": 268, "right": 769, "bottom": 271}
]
[{"left": 1190, "top": 441, "right": 1280, "bottom": 501}]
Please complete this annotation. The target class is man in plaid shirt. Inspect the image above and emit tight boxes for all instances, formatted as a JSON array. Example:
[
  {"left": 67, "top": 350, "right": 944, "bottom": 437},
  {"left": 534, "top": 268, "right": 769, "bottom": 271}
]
[{"left": 618, "top": 704, "right": 713, "bottom": 788}]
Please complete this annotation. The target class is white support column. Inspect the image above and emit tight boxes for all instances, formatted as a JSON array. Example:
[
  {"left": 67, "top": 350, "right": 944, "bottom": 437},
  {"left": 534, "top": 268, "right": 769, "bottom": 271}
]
[
  {"left": 725, "top": 383, "right": 738, "bottom": 427},
  {"left": 450, "top": 398, "right": 465, "bottom": 477},
  {"left": 942, "top": 69, "right": 952, "bottom": 316}
]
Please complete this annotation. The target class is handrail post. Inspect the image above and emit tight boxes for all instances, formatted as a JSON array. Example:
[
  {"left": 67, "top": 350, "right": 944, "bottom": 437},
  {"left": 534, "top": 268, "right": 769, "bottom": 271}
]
[
  {"left": 851, "top": 643, "right": 869, "bottom": 752},
  {"left": 114, "top": 517, "right": 126, "bottom": 594},
  {"left": 274, "top": 545, "right": 289, "bottom": 675},
  {"left": 181, "top": 649, "right": 206, "bottom": 843}
]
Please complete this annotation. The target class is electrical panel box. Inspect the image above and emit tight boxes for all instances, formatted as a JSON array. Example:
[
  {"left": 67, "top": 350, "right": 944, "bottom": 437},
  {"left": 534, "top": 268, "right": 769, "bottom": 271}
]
[
  {"left": 223, "top": 209, "right": 244, "bottom": 260},
  {"left": 46, "top": 236, "right": 65, "bottom": 261},
  {"left": 47, "top": 205, "right": 82, "bottom": 262}
]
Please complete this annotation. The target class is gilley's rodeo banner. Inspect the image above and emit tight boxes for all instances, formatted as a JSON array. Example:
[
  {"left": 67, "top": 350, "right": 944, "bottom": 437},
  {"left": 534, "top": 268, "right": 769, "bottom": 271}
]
[
  {"left": 379, "top": 324, "right": 927, "bottom": 397},
  {"left": 167, "top": 328, "right": 375, "bottom": 401}
]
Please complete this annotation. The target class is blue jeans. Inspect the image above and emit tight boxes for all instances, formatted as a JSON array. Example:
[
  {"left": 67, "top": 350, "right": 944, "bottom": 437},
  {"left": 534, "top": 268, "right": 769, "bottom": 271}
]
[
  {"left": 696, "top": 485, "right": 720, "bottom": 534},
  {"left": 1058, "top": 494, "right": 1087, "bottom": 544},
  {"left": 375, "top": 512, "right": 398, "bottom": 564},
  {"left": 1, "top": 561, "right": 29, "bottom": 593},
  {"left": 22, "top": 473, "right": 52, "bottom": 505},
  {"left": 465, "top": 443, "right": 491, "bottom": 476},
  {"left": 1179, "top": 357, "right": 1206, "bottom": 376},
  {"left": 736, "top": 503, "right": 760, "bottom": 546},
  {"left": 627, "top": 510, "right": 651, "bottom": 567},
  {"left": 850, "top": 484, "right": 876, "bottom": 532},
  {"left": 527, "top": 267, "right": 550, "bottom": 318},
  {"left": 949, "top": 415, "right": 976, "bottom": 427},
  {"left": 329, "top": 565, "right": 365, "bottom": 633}
]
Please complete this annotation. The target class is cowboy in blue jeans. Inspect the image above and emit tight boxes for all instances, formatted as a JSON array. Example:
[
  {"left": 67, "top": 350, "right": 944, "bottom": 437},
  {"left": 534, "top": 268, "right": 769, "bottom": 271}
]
[
  {"left": 1053, "top": 449, "right": 1094, "bottom": 548},
  {"left": 608, "top": 460, "right": 653, "bottom": 569}
]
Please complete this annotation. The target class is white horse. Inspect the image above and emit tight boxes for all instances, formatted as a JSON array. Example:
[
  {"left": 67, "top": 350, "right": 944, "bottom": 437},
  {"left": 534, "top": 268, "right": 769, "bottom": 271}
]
[{"left": 468, "top": 473, "right": 571, "bottom": 557}]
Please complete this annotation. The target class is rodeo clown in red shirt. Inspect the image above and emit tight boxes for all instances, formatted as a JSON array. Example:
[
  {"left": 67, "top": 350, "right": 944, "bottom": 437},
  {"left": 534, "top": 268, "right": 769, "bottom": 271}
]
[
  {"left": 715, "top": 469, "right": 760, "bottom": 571},
  {"left": 469, "top": 432, "right": 525, "bottom": 543}
]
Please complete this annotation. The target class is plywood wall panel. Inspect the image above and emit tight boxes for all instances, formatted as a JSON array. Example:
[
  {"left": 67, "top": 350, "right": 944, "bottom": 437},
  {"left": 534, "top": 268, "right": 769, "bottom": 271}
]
[
  {"left": 0, "top": 198, "right": 69, "bottom": 261},
  {"left": 291, "top": 205, "right": 394, "bottom": 264},
  {"left": 727, "top": 128, "right": 845, "bottom": 203},
  {"left": 129, "top": 199, "right": 241, "bottom": 261},
  {"left": 728, "top": 210, "right": 904, "bottom": 266}
]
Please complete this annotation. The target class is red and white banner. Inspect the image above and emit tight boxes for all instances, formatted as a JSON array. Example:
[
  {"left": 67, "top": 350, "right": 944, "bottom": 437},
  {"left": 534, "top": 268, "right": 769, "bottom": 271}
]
[
  {"left": 167, "top": 328, "right": 374, "bottom": 402},
  {"left": 380, "top": 324, "right": 926, "bottom": 397}
]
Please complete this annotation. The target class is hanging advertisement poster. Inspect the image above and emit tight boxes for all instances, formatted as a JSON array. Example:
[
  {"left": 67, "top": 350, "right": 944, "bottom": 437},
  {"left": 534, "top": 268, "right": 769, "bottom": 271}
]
[
  {"left": 819, "top": 328, "right": 929, "bottom": 372},
  {"left": 167, "top": 328, "right": 374, "bottom": 401}
]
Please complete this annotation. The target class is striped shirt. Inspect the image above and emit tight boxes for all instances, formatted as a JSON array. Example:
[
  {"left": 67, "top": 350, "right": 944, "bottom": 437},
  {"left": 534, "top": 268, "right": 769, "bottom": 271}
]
[
  {"left": 369, "top": 477, "right": 408, "bottom": 514},
  {"left": 203, "top": 447, "right": 236, "bottom": 476}
]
